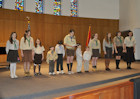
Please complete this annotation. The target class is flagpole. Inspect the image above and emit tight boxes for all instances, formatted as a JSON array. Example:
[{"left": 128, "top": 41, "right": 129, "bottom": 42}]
[{"left": 26, "top": 16, "right": 30, "bottom": 31}]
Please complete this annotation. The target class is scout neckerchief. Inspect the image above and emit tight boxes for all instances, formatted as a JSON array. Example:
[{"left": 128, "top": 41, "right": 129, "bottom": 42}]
[
  {"left": 70, "top": 36, "right": 73, "bottom": 42},
  {"left": 13, "top": 40, "right": 17, "bottom": 49},
  {"left": 26, "top": 37, "right": 31, "bottom": 47},
  {"left": 109, "top": 38, "right": 112, "bottom": 46},
  {"left": 129, "top": 36, "right": 132, "bottom": 41},
  {"left": 117, "top": 36, "right": 122, "bottom": 43},
  {"left": 94, "top": 39, "right": 98, "bottom": 46}
]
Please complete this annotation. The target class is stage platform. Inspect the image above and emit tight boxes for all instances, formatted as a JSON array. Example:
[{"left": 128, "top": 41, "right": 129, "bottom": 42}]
[{"left": 0, "top": 59, "right": 140, "bottom": 99}]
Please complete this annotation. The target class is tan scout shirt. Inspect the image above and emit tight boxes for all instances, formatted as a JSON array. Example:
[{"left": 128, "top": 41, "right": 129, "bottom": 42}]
[
  {"left": 46, "top": 50, "right": 58, "bottom": 64},
  {"left": 20, "top": 37, "right": 34, "bottom": 50},
  {"left": 113, "top": 36, "right": 124, "bottom": 47},
  {"left": 89, "top": 39, "right": 101, "bottom": 53},
  {"left": 64, "top": 34, "right": 77, "bottom": 49}
]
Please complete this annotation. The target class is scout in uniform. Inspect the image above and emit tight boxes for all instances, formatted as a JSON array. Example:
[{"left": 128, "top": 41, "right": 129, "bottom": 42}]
[
  {"left": 113, "top": 31, "right": 124, "bottom": 69},
  {"left": 64, "top": 29, "right": 77, "bottom": 74},
  {"left": 20, "top": 30, "right": 34, "bottom": 76},
  {"left": 89, "top": 33, "right": 101, "bottom": 71},
  {"left": 6, "top": 32, "right": 19, "bottom": 78},
  {"left": 46, "top": 46, "right": 58, "bottom": 75},
  {"left": 123, "top": 31, "right": 136, "bottom": 69},
  {"left": 33, "top": 38, "right": 45, "bottom": 76},
  {"left": 103, "top": 33, "right": 114, "bottom": 71}
]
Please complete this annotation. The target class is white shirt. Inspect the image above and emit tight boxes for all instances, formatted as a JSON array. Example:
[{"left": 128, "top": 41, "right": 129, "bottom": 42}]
[
  {"left": 76, "top": 48, "right": 82, "bottom": 60},
  {"left": 6, "top": 40, "right": 19, "bottom": 54},
  {"left": 55, "top": 44, "right": 65, "bottom": 57},
  {"left": 83, "top": 51, "right": 92, "bottom": 61},
  {"left": 34, "top": 45, "right": 45, "bottom": 54},
  {"left": 124, "top": 36, "right": 136, "bottom": 47}
]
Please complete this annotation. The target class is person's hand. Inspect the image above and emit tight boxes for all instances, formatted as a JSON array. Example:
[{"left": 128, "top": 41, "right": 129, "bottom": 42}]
[
  {"left": 123, "top": 49, "right": 126, "bottom": 53},
  {"left": 112, "top": 51, "right": 114, "bottom": 54},
  {"left": 42, "top": 57, "right": 44, "bottom": 61},
  {"left": 134, "top": 49, "right": 136, "bottom": 53},
  {"left": 104, "top": 51, "right": 107, "bottom": 55},
  {"left": 21, "top": 52, "right": 24, "bottom": 57},
  {"left": 115, "top": 50, "right": 118, "bottom": 53}
]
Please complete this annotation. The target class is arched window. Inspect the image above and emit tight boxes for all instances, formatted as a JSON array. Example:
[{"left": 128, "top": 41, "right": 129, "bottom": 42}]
[
  {"left": 0, "top": 0, "right": 3, "bottom": 8},
  {"left": 35, "top": 0, "right": 43, "bottom": 14},
  {"left": 70, "top": 0, "right": 78, "bottom": 17},
  {"left": 15, "top": 0, "right": 24, "bottom": 11},
  {"left": 53, "top": 0, "right": 61, "bottom": 16}
]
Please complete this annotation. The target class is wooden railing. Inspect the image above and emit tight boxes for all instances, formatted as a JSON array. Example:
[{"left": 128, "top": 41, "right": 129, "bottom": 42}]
[{"left": 54, "top": 81, "right": 134, "bottom": 99}]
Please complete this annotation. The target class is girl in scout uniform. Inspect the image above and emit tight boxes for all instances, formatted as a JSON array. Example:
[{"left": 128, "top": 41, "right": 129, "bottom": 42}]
[
  {"left": 46, "top": 46, "right": 58, "bottom": 75},
  {"left": 20, "top": 30, "right": 34, "bottom": 76},
  {"left": 6, "top": 32, "right": 19, "bottom": 78},
  {"left": 64, "top": 29, "right": 77, "bottom": 74},
  {"left": 89, "top": 33, "right": 101, "bottom": 71},
  {"left": 103, "top": 33, "right": 114, "bottom": 71},
  {"left": 33, "top": 38, "right": 45, "bottom": 76},
  {"left": 113, "top": 31, "right": 124, "bottom": 69},
  {"left": 123, "top": 31, "right": 136, "bottom": 69}
]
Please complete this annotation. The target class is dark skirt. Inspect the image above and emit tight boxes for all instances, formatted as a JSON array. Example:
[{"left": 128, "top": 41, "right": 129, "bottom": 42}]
[
  {"left": 22, "top": 50, "right": 32, "bottom": 62},
  {"left": 123, "top": 47, "right": 135, "bottom": 62},
  {"left": 92, "top": 49, "right": 100, "bottom": 57},
  {"left": 105, "top": 47, "right": 112, "bottom": 59},
  {"left": 66, "top": 49, "right": 75, "bottom": 56},
  {"left": 7, "top": 50, "right": 19, "bottom": 63},
  {"left": 34, "top": 54, "right": 42, "bottom": 64},
  {"left": 115, "top": 46, "right": 123, "bottom": 56}
]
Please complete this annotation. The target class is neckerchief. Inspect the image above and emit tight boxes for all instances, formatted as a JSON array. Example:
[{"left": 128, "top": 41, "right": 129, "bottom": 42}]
[
  {"left": 94, "top": 39, "right": 98, "bottom": 46},
  {"left": 117, "top": 36, "right": 122, "bottom": 43},
  {"left": 26, "top": 37, "right": 30, "bottom": 47},
  {"left": 13, "top": 40, "right": 17, "bottom": 49},
  {"left": 130, "top": 37, "right": 132, "bottom": 41}
]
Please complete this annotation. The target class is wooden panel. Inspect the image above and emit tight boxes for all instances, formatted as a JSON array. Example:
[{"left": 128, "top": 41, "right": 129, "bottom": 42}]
[
  {"left": 0, "top": 8, "right": 119, "bottom": 62},
  {"left": 54, "top": 81, "right": 133, "bottom": 99}
]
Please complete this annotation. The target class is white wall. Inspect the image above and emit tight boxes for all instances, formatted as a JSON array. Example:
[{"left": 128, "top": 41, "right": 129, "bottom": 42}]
[
  {"left": 119, "top": 0, "right": 140, "bottom": 31},
  {"left": 3, "top": 0, "right": 119, "bottom": 19}
]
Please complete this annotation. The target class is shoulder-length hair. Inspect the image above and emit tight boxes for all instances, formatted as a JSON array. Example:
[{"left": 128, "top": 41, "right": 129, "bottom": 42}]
[
  {"left": 24, "top": 30, "right": 30, "bottom": 43},
  {"left": 9, "top": 32, "right": 17, "bottom": 44},
  {"left": 35, "top": 38, "right": 42, "bottom": 48},
  {"left": 105, "top": 33, "right": 113, "bottom": 43}
]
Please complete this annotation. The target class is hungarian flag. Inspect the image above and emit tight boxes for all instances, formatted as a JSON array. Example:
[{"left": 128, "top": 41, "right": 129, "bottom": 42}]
[{"left": 86, "top": 25, "right": 91, "bottom": 46}]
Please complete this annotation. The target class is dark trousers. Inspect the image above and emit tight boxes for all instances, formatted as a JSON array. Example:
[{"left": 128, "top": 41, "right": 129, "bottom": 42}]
[
  {"left": 56, "top": 54, "right": 63, "bottom": 71},
  {"left": 49, "top": 60, "right": 54, "bottom": 73}
]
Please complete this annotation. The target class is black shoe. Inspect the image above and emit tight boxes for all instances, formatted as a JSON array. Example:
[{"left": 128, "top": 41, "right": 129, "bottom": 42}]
[
  {"left": 127, "top": 67, "right": 132, "bottom": 69},
  {"left": 106, "top": 68, "right": 111, "bottom": 71},
  {"left": 34, "top": 73, "right": 37, "bottom": 76},
  {"left": 85, "top": 71, "right": 89, "bottom": 73},
  {"left": 77, "top": 71, "right": 82, "bottom": 73},
  {"left": 38, "top": 72, "right": 42, "bottom": 75},
  {"left": 92, "top": 66, "right": 97, "bottom": 69},
  {"left": 116, "top": 67, "right": 120, "bottom": 69}
]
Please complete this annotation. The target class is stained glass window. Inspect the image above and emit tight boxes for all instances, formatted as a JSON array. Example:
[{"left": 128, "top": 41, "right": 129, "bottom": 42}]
[
  {"left": 70, "top": 0, "right": 78, "bottom": 17},
  {"left": 53, "top": 0, "right": 61, "bottom": 16},
  {"left": 15, "top": 0, "right": 24, "bottom": 11},
  {"left": 35, "top": 0, "right": 43, "bottom": 14},
  {"left": 0, "top": 0, "right": 2, "bottom": 8}
]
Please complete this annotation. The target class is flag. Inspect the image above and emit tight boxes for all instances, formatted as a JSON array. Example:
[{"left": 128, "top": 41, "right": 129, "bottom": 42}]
[{"left": 86, "top": 25, "right": 91, "bottom": 46}]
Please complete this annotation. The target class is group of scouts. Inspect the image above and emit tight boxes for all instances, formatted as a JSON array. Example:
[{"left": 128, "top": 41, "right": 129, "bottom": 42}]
[{"left": 6, "top": 29, "right": 136, "bottom": 79}]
